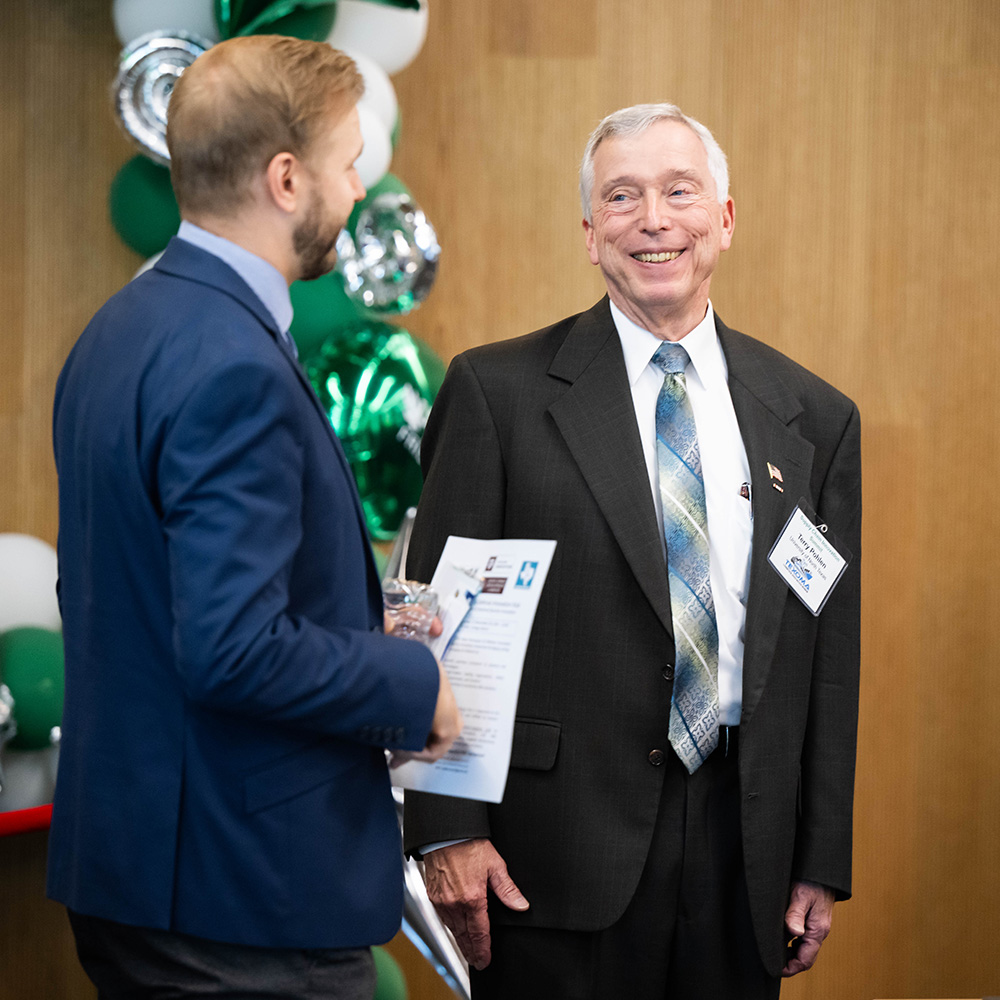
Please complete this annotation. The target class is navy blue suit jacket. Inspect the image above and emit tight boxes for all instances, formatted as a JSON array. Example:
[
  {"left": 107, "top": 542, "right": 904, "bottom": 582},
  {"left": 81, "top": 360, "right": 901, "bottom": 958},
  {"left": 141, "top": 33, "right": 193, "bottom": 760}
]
[{"left": 48, "top": 238, "right": 440, "bottom": 948}]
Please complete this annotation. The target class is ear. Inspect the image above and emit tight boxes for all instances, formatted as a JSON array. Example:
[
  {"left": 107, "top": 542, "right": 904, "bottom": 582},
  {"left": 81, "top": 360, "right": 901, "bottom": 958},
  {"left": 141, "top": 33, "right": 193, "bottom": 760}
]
[
  {"left": 719, "top": 196, "right": 735, "bottom": 252},
  {"left": 264, "top": 151, "right": 303, "bottom": 215},
  {"left": 582, "top": 218, "right": 600, "bottom": 266}
]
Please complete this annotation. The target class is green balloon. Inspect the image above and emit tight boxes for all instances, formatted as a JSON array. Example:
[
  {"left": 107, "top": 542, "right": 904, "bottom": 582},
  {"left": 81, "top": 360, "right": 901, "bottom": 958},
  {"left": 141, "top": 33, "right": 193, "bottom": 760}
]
[
  {"left": 0, "top": 627, "right": 64, "bottom": 750},
  {"left": 109, "top": 156, "right": 180, "bottom": 258},
  {"left": 265, "top": 3, "right": 337, "bottom": 39},
  {"left": 372, "top": 946, "right": 408, "bottom": 1000},
  {"left": 348, "top": 172, "right": 412, "bottom": 236},
  {"left": 289, "top": 272, "right": 375, "bottom": 358},
  {"left": 305, "top": 322, "right": 445, "bottom": 540},
  {"left": 216, "top": 0, "right": 337, "bottom": 38}
]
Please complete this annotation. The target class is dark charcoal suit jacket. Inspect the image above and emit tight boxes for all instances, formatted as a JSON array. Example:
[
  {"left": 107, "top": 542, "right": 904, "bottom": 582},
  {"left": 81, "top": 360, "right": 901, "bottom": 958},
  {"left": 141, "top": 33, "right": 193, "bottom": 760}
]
[{"left": 403, "top": 297, "right": 861, "bottom": 975}]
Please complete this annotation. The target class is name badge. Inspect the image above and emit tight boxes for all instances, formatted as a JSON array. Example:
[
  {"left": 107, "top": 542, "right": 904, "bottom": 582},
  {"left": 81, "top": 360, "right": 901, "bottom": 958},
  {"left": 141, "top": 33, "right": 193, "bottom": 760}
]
[{"left": 767, "top": 500, "right": 851, "bottom": 616}]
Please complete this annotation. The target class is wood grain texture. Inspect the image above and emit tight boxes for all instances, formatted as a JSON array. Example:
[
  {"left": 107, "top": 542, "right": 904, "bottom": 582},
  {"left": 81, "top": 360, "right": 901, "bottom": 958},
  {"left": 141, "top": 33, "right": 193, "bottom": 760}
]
[
  {"left": 1, "top": 0, "right": 998, "bottom": 997},
  {"left": 395, "top": 3, "right": 1000, "bottom": 997},
  {"left": 0, "top": 831, "right": 96, "bottom": 999}
]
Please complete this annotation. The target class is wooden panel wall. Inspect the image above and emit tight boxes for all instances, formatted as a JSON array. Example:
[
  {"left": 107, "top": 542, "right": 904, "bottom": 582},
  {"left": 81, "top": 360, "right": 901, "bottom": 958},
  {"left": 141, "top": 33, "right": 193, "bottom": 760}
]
[
  {"left": 392, "top": 5, "right": 1000, "bottom": 995},
  {"left": 2, "top": 0, "right": 998, "bottom": 998}
]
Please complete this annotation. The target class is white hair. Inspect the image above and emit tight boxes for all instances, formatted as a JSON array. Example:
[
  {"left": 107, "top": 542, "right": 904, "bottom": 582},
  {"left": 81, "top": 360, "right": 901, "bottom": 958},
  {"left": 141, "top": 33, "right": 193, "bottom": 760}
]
[{"left": 579, "top": 103, "right": 730, "bottom": 222}]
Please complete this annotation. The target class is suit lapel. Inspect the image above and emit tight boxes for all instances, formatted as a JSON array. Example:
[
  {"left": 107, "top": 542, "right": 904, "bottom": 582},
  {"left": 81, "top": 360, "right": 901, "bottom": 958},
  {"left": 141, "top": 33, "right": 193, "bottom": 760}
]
[
  {"left": 547, "top": 300, "right": 674, "bottom": 638},
  {"left": 717, "top": 319, "right": 815, "bottom": 726}
]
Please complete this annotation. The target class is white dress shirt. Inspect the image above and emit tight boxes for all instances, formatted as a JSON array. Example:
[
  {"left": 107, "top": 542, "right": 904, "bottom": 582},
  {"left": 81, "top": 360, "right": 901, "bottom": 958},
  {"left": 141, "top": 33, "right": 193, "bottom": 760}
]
[{"left": 610, "top": 300, "right": 752, "bottom": 725}]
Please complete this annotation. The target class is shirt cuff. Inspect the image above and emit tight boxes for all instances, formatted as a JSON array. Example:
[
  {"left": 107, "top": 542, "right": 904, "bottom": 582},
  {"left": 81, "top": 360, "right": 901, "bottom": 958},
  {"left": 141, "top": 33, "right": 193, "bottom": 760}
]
[{"left": 419, "top": 838, "right": 472, "bottom": 856}]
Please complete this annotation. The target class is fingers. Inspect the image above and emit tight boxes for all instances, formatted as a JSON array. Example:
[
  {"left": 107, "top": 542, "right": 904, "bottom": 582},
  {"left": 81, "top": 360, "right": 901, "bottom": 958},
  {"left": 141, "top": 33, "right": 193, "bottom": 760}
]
[
  {"left": 782, "top": 934, "right": 824, "bottom": 977},
  {"left": 422, "top": 662, "right": 462, "bottom": 761},
  {"left": 784, "top": 899, "right": 807, "bottom": 939},
  {"left": 422, "top": 839, "right": 529, "bottom": 971},
  {"left": 388, "top": 744, "right": 456, "bottom": 768},
  {"left": 781, "top": 881, "right": 835, "bottom": 977},
  {"left": 423, "top": 840, "right": 493, "bottom": 969},
  {"left": 488, "top": 863, "right": 530, "bottom": 913},
  {"left": 391, "top": 663, "right": 463, "bottom": 765},
  {"left": 449, "top": 895, "right": 493, "bottom": 970}
]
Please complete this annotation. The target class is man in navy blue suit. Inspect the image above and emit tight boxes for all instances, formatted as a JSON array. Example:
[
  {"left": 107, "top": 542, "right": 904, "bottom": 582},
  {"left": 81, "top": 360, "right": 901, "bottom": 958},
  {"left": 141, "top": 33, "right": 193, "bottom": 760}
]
[{"left": 49, "top": 35, "right": 461, "bottom": 1000}]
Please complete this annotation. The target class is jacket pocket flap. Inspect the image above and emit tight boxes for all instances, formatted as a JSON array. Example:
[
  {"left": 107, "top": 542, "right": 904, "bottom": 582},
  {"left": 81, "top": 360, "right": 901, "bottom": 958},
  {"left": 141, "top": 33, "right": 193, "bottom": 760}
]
[
  {"left": 243, "top": 743, "right": 345, "bottom": 815},
  {"left": 509, "top": 718, "right": 560, "bottom": 771}
]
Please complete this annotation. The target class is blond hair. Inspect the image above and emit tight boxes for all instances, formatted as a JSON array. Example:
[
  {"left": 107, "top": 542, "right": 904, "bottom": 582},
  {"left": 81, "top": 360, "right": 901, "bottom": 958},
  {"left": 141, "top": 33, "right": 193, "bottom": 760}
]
[{"left": 167, "top": 35, "right": 364, "bottom": 216}]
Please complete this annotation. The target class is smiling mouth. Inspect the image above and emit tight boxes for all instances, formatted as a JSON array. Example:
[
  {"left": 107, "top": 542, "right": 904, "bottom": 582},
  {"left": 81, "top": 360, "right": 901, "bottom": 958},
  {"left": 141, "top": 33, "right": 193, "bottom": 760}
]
[{"left": 631, "top": 250, "right": 683, "bottom": 263}]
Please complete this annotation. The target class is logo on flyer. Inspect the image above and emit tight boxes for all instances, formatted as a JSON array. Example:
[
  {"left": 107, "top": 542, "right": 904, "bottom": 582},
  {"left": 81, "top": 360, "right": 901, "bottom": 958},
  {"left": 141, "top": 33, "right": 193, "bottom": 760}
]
[{"left": 516, "top": 562, "right": 538, "bottom": 588}]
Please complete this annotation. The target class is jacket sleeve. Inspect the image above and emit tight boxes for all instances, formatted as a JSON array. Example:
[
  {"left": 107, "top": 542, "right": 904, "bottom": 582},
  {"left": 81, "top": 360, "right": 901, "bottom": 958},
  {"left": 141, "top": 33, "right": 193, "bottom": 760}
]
[
  {"left": 403, "top": 352, "right": 507, "bottom": 853},
  {"left": 157, "top": 351, "right": 440, "bottom": 750},
  {"left": 792, "top": 402, "right": 862, "bottom": 898}
]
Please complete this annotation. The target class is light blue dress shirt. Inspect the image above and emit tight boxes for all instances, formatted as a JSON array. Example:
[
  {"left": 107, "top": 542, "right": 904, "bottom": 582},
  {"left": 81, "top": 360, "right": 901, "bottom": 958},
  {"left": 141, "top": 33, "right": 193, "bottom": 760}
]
[{"left": 176, "top": 221, "right": 295, "bottom": 351}]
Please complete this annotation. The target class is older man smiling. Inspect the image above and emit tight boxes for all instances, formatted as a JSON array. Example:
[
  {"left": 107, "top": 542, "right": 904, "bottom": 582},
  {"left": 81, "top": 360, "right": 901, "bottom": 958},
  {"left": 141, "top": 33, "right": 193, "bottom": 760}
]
[{"left": 404, "top": 103, "right": 862, "bottom": 1000}]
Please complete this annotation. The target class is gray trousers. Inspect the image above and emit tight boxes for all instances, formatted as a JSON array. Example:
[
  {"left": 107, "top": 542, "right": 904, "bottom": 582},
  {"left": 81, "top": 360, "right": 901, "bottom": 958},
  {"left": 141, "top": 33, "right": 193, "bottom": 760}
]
[{"left": 68, "top": 911, "right": 375, "bottom": 1000}]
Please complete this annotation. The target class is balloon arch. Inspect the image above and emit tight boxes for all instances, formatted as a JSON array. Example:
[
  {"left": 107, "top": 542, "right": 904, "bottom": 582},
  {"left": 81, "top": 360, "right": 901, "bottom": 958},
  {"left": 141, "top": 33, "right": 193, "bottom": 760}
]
[
  {"left": 2, "top": 5, "right": 471, "bottom": 998},
  {"left": 109, "top": 0, "right": 444, "bottom": 543}
]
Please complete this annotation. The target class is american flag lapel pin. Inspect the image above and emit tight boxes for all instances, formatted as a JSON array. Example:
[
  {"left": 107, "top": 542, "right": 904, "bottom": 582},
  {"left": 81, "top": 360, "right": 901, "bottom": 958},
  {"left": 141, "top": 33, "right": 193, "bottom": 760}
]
[{"left": 767, "top": 461, "right": 784, "bottom": 492}]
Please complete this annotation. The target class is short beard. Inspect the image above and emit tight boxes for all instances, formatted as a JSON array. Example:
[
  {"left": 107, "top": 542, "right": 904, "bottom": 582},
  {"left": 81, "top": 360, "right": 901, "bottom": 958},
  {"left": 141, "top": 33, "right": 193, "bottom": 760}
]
[{"left": 292, "top": 192, "right": 340, "bottom": 282}]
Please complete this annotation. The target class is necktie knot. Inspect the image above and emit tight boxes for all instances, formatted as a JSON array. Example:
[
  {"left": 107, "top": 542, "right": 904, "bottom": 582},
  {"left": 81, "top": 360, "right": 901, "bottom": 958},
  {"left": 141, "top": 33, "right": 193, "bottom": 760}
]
[{"left": 652, "top": 341, "right": 688, "bottom": 376}]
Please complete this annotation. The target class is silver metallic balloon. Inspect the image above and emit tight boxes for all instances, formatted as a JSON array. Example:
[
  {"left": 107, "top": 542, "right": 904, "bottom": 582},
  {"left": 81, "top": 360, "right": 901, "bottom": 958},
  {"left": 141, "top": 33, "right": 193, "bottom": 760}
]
[
  {"left": 336, "top": 193, "right": 440, "bottom": 313},
  {"left": 114, "top": 31, "right": 212, "bottom": 165},
  {"left": 0, "top": 684, "right": 16, "bottom": 795}
]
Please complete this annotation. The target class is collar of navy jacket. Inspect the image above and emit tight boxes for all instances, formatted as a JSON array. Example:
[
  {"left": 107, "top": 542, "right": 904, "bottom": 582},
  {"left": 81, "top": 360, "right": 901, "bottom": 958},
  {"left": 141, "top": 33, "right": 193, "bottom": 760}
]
[{"left": 153, "top": 237, "right": 383, "bottom": 614}]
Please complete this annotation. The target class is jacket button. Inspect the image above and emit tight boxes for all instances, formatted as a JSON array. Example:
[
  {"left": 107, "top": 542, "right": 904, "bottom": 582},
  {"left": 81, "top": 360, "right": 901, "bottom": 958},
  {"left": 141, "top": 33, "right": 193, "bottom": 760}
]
[
  {"left": 662, "top": 663, "right": 674, "bottom": 681},
  {"left": 648, "top": 749, "right": 665, "bottom": 766}
]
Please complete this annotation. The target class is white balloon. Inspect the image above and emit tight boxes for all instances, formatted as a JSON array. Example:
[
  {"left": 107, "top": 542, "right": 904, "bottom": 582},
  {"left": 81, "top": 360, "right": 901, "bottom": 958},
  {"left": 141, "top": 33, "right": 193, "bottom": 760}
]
[
  {"left": 0, "top": 534, "right": 60, "bottom": 632},
  {"left": 113, "top": 0, "right": 220, "bottom": 47},
  {"left": 354, "top": 104, "right": 392, "bottom": 189},
  {"left": 328, "top": 0, "right": 428, "bottom": 76},
  {"left": 344, "top": 49, "right": 398, "bottom": 135},
  {"left": 0, "top": 746, "right": 59, "bottom": 811}
]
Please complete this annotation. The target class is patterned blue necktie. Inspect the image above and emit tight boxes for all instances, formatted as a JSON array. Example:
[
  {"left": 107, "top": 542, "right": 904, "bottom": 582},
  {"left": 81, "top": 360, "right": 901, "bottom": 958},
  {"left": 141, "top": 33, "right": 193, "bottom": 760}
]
[{"left": 651, "top": 342, "right": 720, "bottom": 773}]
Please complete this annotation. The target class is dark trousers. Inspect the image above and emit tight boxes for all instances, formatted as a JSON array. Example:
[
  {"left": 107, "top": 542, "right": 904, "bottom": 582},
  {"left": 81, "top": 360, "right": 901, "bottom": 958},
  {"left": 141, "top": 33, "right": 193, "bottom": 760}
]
[
  {"left": 67, "top": 911, "right": 375, "bottom": 1000},
  {"left": 471, "top": 731, "right": 781, "bottom": 1000}
]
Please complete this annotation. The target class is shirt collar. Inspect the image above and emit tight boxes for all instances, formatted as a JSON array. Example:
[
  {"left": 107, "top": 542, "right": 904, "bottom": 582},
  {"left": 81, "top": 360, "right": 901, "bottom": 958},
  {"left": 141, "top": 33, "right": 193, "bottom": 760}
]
[
  {"left": 609, "top": 298, "right": 728, "bottom": 390},
  {"left": 177, "top": 220, "right": 294, "bottom": 335}
]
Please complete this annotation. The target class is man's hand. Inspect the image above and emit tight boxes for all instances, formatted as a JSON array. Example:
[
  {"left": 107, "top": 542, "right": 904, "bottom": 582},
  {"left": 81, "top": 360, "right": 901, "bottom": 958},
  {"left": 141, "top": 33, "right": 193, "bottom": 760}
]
[
  {"left": 422, "top": 838, "right": 529, "bottom": 970},
  {"left": 383, "top": 610, "right": 444, "bottom": 640},
  {"left": 389, "top": 661, "right": 462, "bottom": 767},
  {"left": 782, "top": 880, "right": 835, "bottom": 977}
]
